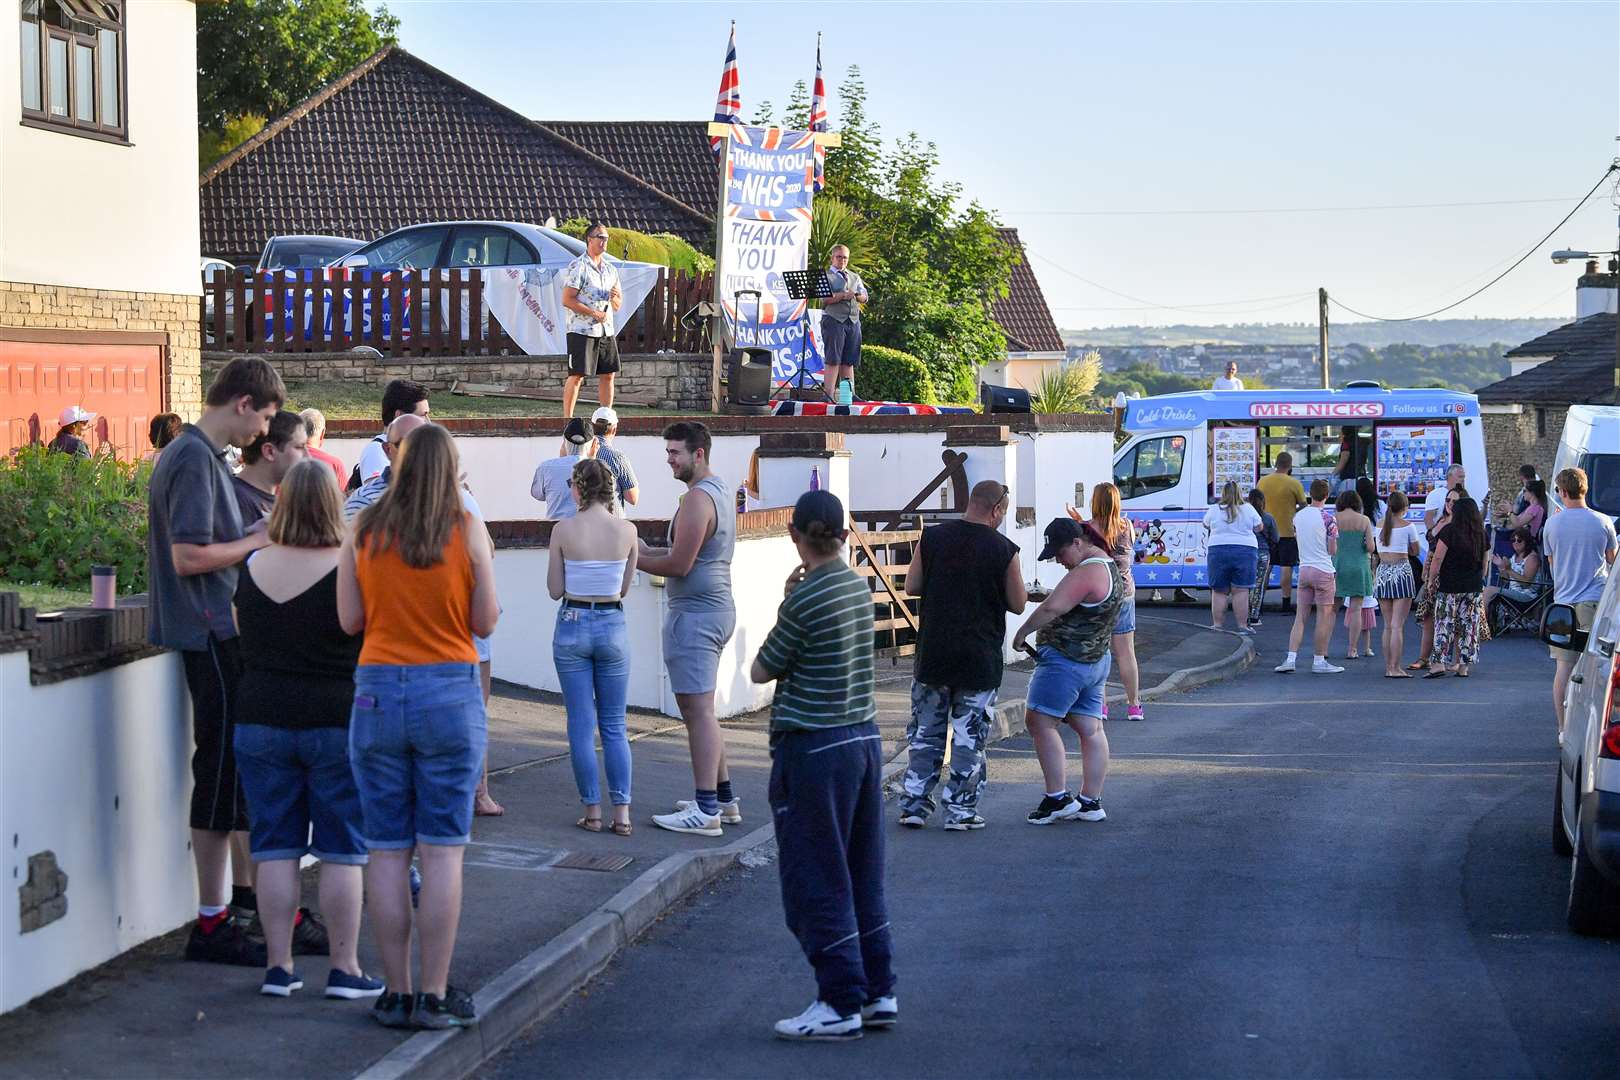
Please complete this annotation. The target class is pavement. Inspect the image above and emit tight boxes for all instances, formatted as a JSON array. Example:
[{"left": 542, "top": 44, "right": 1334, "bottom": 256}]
[
  {"left": 0, "top": 612, "right": 1246, "bottom": 1079},
  {"left": 481, "top": 606, "right": 1620, "bottom": 1079}
]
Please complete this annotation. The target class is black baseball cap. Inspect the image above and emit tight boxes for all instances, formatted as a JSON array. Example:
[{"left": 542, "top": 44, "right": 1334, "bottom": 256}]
[
  {"left": 792, "top": 489, "right": 846, "bottom": 533},
  {"left": 1040, "top": 516, "right": 1099, "bottom": 561},
  {"left": 563, "top": 417, "right": 591, "bottom": 446}
]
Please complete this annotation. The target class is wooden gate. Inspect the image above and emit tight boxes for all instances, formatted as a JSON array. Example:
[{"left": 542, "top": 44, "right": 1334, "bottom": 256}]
[{"left": 847, "top": 525, "right": 922, "bottom": 658}]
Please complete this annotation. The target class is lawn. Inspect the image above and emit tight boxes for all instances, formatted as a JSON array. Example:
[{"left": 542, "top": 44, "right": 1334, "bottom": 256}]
[
  {"left": 2, "top": 580, "right": 94, "bottom": 611},
  {"left": 283, "top": 381, "right": 689, "bottom": 421}
]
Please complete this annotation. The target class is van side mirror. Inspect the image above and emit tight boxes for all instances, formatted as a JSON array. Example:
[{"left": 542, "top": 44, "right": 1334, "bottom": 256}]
[{"left": 1541, "top": 603, "right": 1588, "bottom": 654}]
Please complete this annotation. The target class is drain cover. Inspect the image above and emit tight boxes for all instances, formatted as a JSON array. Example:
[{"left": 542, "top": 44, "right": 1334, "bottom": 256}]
[{"left": 553, "top": 852, "right": 634, "bottom": 873}]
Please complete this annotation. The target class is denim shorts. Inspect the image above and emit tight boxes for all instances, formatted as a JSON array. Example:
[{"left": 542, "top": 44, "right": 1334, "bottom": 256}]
[
  {"left": 663, "top": 607, "right": 736, "bottom": 695},
  {"left": 1112, "top": 598, "right": 1136, "bottom": 636},
  {"left": 1207, "top": 544, "right": 1258, "bottom": 591},
  {"left": 234, "top": 724, "right": 367, "bottom": 865},
  {"left": 349, "top": 662, "right": 487, "bottom": 849},
  {"left": 1026, "top": 646, "right": 1112, "bottom": 721}
]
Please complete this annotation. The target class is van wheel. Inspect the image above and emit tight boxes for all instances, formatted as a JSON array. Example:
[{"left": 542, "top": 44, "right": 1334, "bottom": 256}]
[
  {"left": 1553, "top": 766, "right": 1573, "bottom": 857},
  {"left": 1567, "top": 813, "right": 1620, "bottom": 936}
]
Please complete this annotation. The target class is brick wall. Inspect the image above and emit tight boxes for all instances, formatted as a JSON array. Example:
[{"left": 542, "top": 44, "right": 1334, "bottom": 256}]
[
  {"left": 1482, "top": 406, "right": 1564, "bottom": 498},
  {"left": 0, "top": 280, "right": 201, "bottom": 416},
  {"left": 203, "top": 350, "right": 716, "bottom": 412}
]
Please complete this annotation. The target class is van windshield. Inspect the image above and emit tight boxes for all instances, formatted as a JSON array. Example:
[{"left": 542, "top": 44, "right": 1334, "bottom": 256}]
[{"left": 1579, "top": 454, "right": 1620, "bottom": 515}]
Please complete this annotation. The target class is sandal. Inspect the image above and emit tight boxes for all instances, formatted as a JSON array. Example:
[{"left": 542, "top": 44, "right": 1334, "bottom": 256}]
[
  {"left": 1423, "top": 669, "right": 1448, "bottom": 679},
  {"left": 1384, "top": 672, "right": 1413, "bottom": 678},
  {"left": 1406, "top": 659, "right": 1429, "bottom": 671},
  {"left": 609, "top": 821, "right": 633, "bottom": 838},
  {"left": 575, "top": 816, "right": 603, "bottom": 833}
]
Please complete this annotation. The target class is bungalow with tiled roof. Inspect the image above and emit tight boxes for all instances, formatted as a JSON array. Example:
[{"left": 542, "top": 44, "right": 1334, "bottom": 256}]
[{"left": 980, "top": 228, "right": 1068, "bottom": 392}]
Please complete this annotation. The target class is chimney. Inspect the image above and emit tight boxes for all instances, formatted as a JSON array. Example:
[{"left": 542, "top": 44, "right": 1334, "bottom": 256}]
[{"left": 1576, "top": 259, "right": 1618, "bottom": 319}]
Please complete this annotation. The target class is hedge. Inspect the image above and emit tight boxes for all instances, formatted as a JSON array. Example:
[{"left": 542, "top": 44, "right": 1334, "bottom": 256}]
[
  {"left": 853, "top": 345, "right": 936, "bottom": 404},
  {"left": 0, "top": 446, "right": 150, "bottom": 594}
]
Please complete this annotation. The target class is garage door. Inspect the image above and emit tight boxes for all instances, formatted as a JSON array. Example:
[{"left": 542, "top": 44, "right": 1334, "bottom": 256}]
[{"left": 0, "top": 335, "right": 166, "bottom": 460}]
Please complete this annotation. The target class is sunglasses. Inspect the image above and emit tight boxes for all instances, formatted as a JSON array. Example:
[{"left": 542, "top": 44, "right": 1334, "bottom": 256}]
[{"left": 587, "top": 233, "right": 609, "bottom": 242}]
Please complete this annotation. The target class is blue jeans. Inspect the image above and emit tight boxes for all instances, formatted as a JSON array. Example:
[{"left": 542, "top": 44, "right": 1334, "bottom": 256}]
[
  {"left": 234, "top": 724, "right": 367, "bottom": 865},
  {"left": 553, "top": 605, "right": 632, "bottom": 806},
  {"left": 349, "top": 663, "right": 486, "bottom": 848}
]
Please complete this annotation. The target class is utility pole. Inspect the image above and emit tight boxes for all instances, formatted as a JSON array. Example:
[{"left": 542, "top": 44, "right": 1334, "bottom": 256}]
[{"left": 1318, "top": 287, "right": 1330, "bottom": 389}]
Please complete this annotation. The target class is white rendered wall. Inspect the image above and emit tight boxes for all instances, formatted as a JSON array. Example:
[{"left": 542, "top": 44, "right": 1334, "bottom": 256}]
[
  {"left": 0, "top": 650, "right": 194, "bottom": 1013},
  {"left": 0, "top": 2, "right": 200, "bottom": 295}
]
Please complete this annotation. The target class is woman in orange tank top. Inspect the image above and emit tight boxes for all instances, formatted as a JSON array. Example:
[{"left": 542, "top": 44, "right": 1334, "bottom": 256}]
[{"left": 338, "top": 423, "right": 498, "bottom": 1029}]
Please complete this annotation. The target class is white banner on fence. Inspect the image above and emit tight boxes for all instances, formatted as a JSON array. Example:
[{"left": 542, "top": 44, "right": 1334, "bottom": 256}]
[{"left": 478, "top": 260, "right": 662, "bottom": 357}]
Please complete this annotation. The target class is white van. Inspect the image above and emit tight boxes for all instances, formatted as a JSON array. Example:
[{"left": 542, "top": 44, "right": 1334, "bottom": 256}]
[
  {"left": 1111, "top": 388, "right": 1487, "bottom": 588},
  {"left": 1553, "top": 405, "right": 1620, "bottom": 522}
]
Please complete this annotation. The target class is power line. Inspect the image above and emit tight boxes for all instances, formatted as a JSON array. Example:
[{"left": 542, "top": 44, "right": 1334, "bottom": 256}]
[
  {"left": 1027, "top": 249, "right": 1316, "bottom": 318},
  {"left": 1009, "top": 195, "right": 1583, "bottom": 218},
  {"left": 1328, "top": 163, "right": 1620, "bottom": 323}
]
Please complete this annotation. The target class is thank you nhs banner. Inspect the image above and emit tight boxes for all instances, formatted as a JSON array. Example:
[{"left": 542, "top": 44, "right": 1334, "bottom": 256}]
[{"left": 718, "top": 125, "right": 816, "bottom": 380}]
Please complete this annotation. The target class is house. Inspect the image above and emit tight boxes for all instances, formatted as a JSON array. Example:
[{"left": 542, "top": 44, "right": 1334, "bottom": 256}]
[
  {"left": 2, "top": 0, "right": 201, "bottom": 456},
  {"left": 1474, "top": 265, "right": 1618, "bottom": 498},
  {"left": 979, "top": 228, "right": 1067, "bottom": 392}
]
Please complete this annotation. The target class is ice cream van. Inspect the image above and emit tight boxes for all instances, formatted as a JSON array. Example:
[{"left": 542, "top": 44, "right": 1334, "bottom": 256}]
[{"left": 1110, "top": 387, "right": 1487, "bottom": 588}]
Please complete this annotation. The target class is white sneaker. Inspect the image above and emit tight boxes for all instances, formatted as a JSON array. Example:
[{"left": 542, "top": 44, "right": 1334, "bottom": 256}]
[
  {"left": 1274, "top": 657, "right": 1296, "bottom": 673},
  {"left": 861, "top": 995, "right": 898, "bottom": 1029},
  {"left": 1311, "top": 659, "right": 1345, "bottom": 674},
  {"left": 673, "top": 798, "right": 742, "bottom": 825},
  {"left": 651, "top": 805, "right": 723, "bottom": 837},
  {"left": 773, "top": 999, "right": 862, "bottom": 1041}
]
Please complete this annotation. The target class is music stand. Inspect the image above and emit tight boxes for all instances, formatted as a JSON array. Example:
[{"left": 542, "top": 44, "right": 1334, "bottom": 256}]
[{"left": 779, "top": 270, "right": 832, "bottom": 399}]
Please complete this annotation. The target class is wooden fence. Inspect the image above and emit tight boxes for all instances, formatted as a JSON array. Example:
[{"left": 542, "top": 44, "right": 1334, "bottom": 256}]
[{"left": 202, "top": 267, "right": 713, "bottom": 357}]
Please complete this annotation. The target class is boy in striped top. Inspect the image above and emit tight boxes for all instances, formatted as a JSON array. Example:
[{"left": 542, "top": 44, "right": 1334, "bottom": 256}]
[{"left": 750, "top": 491, "right": 896, "bottom": 1041}]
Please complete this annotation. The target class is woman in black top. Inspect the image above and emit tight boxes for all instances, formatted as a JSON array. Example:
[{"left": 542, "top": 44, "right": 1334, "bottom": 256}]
[
  {"left": 233, "top": 459, "right": 382, "bottom": 1000},
  {"left": 1424, "top": 496, "right": 1487, "bottom": 679}
]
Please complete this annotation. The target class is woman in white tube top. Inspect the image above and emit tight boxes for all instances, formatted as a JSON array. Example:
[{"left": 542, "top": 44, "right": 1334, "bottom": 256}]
[{"left": 547, "top": 458, "right": 639, "bottom": 836}]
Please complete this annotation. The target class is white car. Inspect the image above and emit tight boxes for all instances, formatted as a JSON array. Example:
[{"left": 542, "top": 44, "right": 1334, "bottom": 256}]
[{"left": 1547, "top": 564, "right": 1620, "bottom": 934}]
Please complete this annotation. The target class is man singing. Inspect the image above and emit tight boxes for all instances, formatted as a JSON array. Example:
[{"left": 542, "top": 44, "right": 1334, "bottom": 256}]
[
  {"left": 821, "top": 245, "right": 868, "bottom": 400},
  {"left": 561, "top": 221, "right": 623, "bottom": 417}
]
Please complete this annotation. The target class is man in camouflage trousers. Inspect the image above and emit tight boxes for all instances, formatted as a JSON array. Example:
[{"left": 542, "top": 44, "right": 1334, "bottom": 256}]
[{"left": 899, "top": 481, "right": 1028, "bottom": 830}]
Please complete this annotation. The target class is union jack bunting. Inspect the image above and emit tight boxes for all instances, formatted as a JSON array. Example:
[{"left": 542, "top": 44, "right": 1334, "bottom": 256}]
[
  {"left": 809, "top": 37, "right": 828, "bottom": 193},
  {"left": 710, "top": 22, "right": 740, "bottom": 157}
]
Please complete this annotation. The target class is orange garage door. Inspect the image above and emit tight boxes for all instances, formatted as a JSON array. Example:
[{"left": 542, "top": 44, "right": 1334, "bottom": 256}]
[{"left": 0, "top": 336, "right": 166, "bottom": 460}]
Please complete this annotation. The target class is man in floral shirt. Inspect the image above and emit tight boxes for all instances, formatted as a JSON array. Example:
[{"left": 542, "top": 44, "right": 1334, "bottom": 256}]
[{"left": 561, "top": 221, "right": 623, "bottom": 417}]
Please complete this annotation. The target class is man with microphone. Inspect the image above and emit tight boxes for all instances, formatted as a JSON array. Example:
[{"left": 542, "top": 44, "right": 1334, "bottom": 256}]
[
  {"left": 561, "top": 221, "right": 623, "bottom": 417},
  {"left": 820, "top": 245, "right": 868, "bottom": 400}
]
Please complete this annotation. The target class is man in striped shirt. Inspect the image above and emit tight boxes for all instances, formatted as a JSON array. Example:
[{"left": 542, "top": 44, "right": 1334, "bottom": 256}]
[{"left": 751, "top": 490, "right": 895, "bottom": 1041}]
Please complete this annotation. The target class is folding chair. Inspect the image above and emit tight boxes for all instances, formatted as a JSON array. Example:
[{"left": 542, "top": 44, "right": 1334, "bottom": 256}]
[{"left": 1486, "top": 569, "right": 1551, "bottom": 637}]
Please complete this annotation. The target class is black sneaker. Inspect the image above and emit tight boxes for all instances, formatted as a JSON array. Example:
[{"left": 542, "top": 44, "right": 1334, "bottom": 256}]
[
  {"left": 291, "top": 907, "right": 330, "bottom": 956},
  {"left": 413, "top": 987, "right": 477, "bottom": 1029},
  {"left": 372, "top": 991, "right": 414, "bottom": 1029},
  {"left": 1026, "top": 793, "right": 1082, "bottom": 826},
  {"left": 184, "top": 917, "right": 267, "bottom": 966},
  {"left": 1071, "top": 795, "right": 1107, "bottom": 822}
]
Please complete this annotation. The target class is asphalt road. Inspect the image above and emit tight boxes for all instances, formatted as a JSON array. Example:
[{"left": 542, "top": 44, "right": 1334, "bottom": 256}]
[{"left": 481, "top": 609, "right": 1620, "bottom": 1078}]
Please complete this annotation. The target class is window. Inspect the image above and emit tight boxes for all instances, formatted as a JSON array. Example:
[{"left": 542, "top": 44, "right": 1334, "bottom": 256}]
[
  {"left": 1535, "top": 407, "right": 1547, "bottom": 439},
  {"left": 1114, "top": 436, "right": 1186, "bottom": 500},
  {"left": 19, "top": 0, "right": 126, "bottom": 142},
  {"left": 448, "top": 226, "right": 539, "bottom": 268},
  {"left": 358, "top": 227, "right": 450, "bottom": 271}
]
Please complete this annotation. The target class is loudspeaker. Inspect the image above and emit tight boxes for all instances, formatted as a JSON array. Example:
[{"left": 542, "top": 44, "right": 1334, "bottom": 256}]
[
  {"left": 980, "top": 382, "right": 1031, "bottom": 414},
  {"left": 727, "top": 347, "right": 775, "bottom": 412}
]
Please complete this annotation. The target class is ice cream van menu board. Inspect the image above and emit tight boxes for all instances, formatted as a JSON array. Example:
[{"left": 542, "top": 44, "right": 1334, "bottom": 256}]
[
  {"left": 1376, "top": 425, "right": 1453, "bottom": 498},
  {"left": 1212, "top": 426, "right": 1258, "bottom": 493}
]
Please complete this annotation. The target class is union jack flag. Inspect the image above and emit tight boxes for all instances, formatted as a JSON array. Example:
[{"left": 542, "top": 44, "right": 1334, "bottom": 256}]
[
  {"left": 809, "top": 36, "right": 828, "bottom": 192},
  {"left": 710, "top": 22, "right": 740, "bottom": 158}
]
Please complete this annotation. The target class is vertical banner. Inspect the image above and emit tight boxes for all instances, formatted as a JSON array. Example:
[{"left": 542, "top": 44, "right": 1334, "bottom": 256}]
[{"left": 716, "top": 124, "right": 816, "bottom": 381}]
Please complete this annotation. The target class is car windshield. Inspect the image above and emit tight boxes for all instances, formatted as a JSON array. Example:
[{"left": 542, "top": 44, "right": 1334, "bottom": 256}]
[
  {"left": 1579, "top": 453, "right": 1620, "bottom": 516},
  {"left": 359, "top": 227, "right": 450, "bottom": 271},
  {"left": 263, "top": 238, "right": 359, "bottom": 270}
]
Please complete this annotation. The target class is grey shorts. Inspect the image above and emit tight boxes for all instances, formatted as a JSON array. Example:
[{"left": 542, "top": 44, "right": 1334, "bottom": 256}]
[{"left": 663, "top": 607, "right": 737, "bottom": 695}]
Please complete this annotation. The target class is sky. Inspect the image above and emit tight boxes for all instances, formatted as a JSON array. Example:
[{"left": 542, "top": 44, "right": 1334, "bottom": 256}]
[{"left": 383, "top": 1, "right": 1620, "bottom": 330}]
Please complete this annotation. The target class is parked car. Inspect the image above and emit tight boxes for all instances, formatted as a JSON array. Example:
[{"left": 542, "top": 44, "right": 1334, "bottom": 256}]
[
  {"left": 334, "top": 221, "right": 584, "bottom": 272},
  {"left": 1546, "top": 565, "right": 1620, "bottom": 934},
  {"left": 200, "top": 256, "right": 234, "bottom": 341},
  {"left": 256, "top": 234, "right": 365, "bottom": 273}
]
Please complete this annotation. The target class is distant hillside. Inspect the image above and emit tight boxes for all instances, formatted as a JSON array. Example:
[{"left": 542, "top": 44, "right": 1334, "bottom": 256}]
[{"left": 1065, "top": 318, "right": 1567, "bottom": 349}]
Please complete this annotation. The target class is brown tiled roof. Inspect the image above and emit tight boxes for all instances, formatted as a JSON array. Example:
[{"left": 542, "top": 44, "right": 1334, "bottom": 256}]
[
  {"left": 540, "top": 121, "right": 719, "bottom": 227},
  {"left": 199, "top": 47, "right": 713, "bottom": 265},
  {"left": 1477, "top": 313, "right": 1618, "bottom": 405},
  {"left": 990, "top": 228, "right": 1065, "bottom": 354}
]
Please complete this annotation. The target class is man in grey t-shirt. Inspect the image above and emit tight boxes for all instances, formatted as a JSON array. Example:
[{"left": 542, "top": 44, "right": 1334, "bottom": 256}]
[
  {"left": 1543, "top": 467, "right": 1619, "bottom": 734},
  {"left": 820, "top": 245, "right": 868, "bottom": 400}
]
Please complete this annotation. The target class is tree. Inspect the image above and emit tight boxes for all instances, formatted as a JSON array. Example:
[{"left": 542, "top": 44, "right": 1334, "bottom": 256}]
[{"left": 198, "top": 0, "right": 398, "bottom": 165}]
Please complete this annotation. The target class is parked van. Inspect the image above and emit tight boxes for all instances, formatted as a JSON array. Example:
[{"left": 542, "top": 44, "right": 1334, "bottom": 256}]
[
  {"left": 1552, "top": 404, "right": 1620, "bottom": 522},
  {"left": 1111, "top": 388, "right": 1487, "bottom": 587}
]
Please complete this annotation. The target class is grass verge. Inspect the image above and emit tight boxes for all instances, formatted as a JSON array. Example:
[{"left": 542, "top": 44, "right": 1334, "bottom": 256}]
[
  {"left": 2, "top": 580, "right": 95, "bottom": 610},
  {"left": 282, "top": 381, "right": 697, "bottom": 420}
]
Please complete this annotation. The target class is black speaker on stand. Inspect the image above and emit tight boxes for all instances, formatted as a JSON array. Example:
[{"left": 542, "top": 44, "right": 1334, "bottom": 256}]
[
  {"left": 980, "top": 382, "right": 1032, "bottom": 414},
  {"left": 725, "top": 347, "right": 775, "bottom": 416}
]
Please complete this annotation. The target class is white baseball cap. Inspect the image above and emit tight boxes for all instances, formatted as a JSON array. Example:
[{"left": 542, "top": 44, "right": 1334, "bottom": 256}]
[
  {"left": 58, "top": 405, "right": 95, "bottom": 426},
  {"left": 589, "top": 406, "right": 619, "bottom": 427}
]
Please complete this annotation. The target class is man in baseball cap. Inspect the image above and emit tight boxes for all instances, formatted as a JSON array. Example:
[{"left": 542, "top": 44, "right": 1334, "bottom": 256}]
[
  {"left": 531, "top": 417, "right": 596, "bottom": 519},
  {"left": 589, "top": 406, "right": 638, "bottom": 508},
  {"left": 49, "top": 405, "right": 96, "bottom": 458}
]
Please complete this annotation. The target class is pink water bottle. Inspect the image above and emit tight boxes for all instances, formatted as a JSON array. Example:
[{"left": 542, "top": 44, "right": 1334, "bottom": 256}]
[{"left": 91, "top": 565, "right": 116, "bottom": 609}]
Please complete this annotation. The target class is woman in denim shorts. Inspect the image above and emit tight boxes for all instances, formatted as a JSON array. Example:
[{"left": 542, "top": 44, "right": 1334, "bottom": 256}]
[
  {"left": 339, "top": 424, "right": 500, "bottom": 1031},
  {"left": 1201, "top": 482, "right": 1264, "bottom": 633},
  {"left": 234, "top": 460, "right": 381, "bottom": 1001},
  {"left": 548, "top": 458, "right": 639, "bottom": 836}
]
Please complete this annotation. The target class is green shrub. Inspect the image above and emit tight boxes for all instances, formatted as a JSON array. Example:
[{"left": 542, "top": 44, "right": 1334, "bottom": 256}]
[
  {"left": 0, "top": 447, "right": 150, "bottom": 594},
  {"left": 556, "top": 218, "right": 673, "bottom": 266},
  {"left": 1029, "top": 352, "right": 1103, "bottom": 414},
  {"left": 854, "top": 344, "right": 936, "bottom": 404},
  {"left": 652, "top": 233, "right": 714, "bottom": 276}
]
